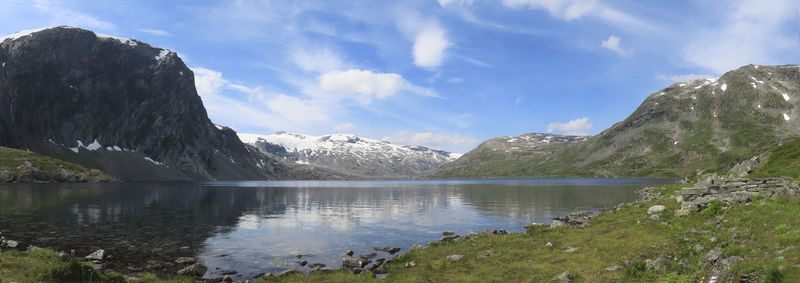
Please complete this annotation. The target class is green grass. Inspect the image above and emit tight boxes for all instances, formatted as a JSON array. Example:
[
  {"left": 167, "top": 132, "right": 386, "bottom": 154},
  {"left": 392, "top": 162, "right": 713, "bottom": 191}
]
[
  {"left": 751, "top": 138, "right": 800, "bottom": 179},
  {"left": 0, "top": 248, "right": 126, "bottom": 282},
  {"left": 0, "top": 146, "right": 114, "bottom": 182}
]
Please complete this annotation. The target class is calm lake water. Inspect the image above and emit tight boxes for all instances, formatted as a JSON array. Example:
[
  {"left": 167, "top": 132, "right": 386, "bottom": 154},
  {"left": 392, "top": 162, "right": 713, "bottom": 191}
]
[{"left": 0, "top": 178, "right": 671, "bottom": 279}]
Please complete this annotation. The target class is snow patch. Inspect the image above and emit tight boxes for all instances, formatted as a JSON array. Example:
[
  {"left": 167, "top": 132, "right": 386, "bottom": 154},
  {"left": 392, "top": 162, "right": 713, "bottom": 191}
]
[
  {"left": 69, "top": 140, "right": 85, "bottom": 153},
  {"left": 507, "top": 138, "right": 517, "bottom": 143},
  {"left": 783, "top": 113, "right": 791, "bottom": 121},
  {"left": 214, "top": 124, "right": 224, "bottom": 130},
  {"left": 85, "top": 139, "right": 102, "bottom": 151},
  {"left": 782, "top": 93, "right": 790, "bottom": 101},
  {"left": 673, "top": 141, "right": 678, "bottom": 145},
  {"left": 95, "top": 32, "right": 137, "bottom": 47},
  {"left": 0, "top": 27, "right": 55, "bottom": 42},
  {"left": 721, "top": 84, "right": 727, "bottom": 92},
  {"left": 144, "top": 157, "right": 163, "bottom": 165},
  {"left": 758, "top": 104, "right": 762, "bottom": 109},
  {"left": 179, "top": 71, "right": 184, "bottom": 76},
  {"left": 751, "top": 82, "right": 757, "bottom": 89},
  {"left": 1, "top": 62, "right": 4, "bottom": 67},
  {"left": 155, "top": 49, "right": 170, "bottom": 60}
]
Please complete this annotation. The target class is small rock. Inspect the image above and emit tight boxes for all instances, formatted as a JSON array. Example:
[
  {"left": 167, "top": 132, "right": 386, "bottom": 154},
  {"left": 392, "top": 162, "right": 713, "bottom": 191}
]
[
  {"left": 349, "top": 267, "right": 364, "bottom": 274},
  {"left": 296, "top": 254, "right": 302, "bottom": 258},
  {"left": 175, "top": 257, "right": 196, "bottom": 264},
  {"left": 85, "top": 249, "right": 105, "bottom": 261},
  {"left": 604, "top": 264, "right": 618, "bottom": 271},
  {"left": 702, "top": 250, "right": 722, "bottom": 267},
  {"left": 647, "top": 205, "right": 666, "bottom": 215},
  {"left": 221, "top": 269, "right": 237, "bottom": 275},
  {"left": 497, "top": 229, "right": 507, "bottom": 235},
  {"left": 447, "top": 254, "right": 465, "bottom": 261},
  {"left": 649, "top": 214, "right": 660, "bottom": 221},
  {"left": 550, "top": 220, "right": 567, "bottom": 227},
  {"left": 442, "top": 231, "right": 455, "bottom": 236},
  {"left": 552, "top": 270, "right": 571, "bottom": 283},
  {"left": 476, "top": 253, "right": 496, "bottom": 259},
  {"left": 482, "top": 228, "right": 498, "bottom": 235},
  {"left": 388, "top": 247, "right": 401, "bottom": 254},
  {"left": 545, "top": 242, "right": 553, "bottom": 248},
  {"left": 360, "top": 252, "right": 377, "bottom": 261},
  {"left": 308, "top": 263, "right": 326, "bottom": 269},
  {"left": 277, "top": 269, "right": 301, "bottom": 277},
  {"left": 345, "top": 250, "right": 354, "bottom": 256},
  {"left": 253, "top": 272, "right": 266, "bottom": 278},
  {"left": 440, "top": 234, "right": 459, "bottom": 242},
  {"left": 373, "top": 261, "right": 390, "bottom": 274},
  {"left": 562, "top": 246, "right": 578, "bottom": 253},
  {"left": 342, "top": 257, "right": 363, "bottom": 269},
  {"left": 222, "top": 275, "right": 233, "bottom": 283},
  {"left": 177, "top": 263, "right": 207, "bottom": 277},
  {"left": 411, "top": 244, "right": 422, "bottom": 250},
  {"left": 405, "top": 261, "right": 416, "bottom": 268},
  {"left": 646, "top": 257, "right": 666, "bottom": 271}
]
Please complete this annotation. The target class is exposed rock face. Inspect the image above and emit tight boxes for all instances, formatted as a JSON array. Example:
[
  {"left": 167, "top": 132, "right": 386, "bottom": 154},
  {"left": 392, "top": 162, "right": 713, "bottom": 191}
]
[
  {"left": 436, "top": 64, "right": 800, "bottom": 178},
  {"left": 677, "top": 175, "right": 799, "bottom": 215},
  {"left": 240, "top": 131, "right": 461, "bottom": 178},
  {"left": 0, "top": 26, "right": 301, "bottom": 180}
]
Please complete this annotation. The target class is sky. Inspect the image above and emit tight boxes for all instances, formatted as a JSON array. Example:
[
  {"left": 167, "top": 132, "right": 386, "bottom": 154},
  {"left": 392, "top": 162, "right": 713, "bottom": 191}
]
[{"left": 1, "top": 0, "right": 798, "bottom": 153}]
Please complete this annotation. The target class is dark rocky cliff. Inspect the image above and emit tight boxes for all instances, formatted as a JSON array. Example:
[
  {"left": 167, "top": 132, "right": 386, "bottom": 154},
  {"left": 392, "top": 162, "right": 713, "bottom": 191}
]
[{"left": 0, "top": 26, "right": 299, "bottom": 180}]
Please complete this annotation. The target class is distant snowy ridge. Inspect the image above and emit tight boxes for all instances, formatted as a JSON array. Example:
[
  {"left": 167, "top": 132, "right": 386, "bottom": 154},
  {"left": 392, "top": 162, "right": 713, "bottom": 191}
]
[{"left": 239, "top": 131, "right": 462, "bottom": 178}]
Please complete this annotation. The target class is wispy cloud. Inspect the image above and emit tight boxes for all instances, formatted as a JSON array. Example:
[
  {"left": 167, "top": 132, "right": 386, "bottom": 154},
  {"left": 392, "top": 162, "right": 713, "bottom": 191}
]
[
  {"left": 138, "top": 28, "right": 172, "bottom": 36},
  {"left": 32, "top": 0, "right": 116, "bottom": 31},
  {"left": 413, "top": 22, "right": 451, "bottom": 69},
  {"left": 656, "top": 73, "right": 715, "bottom": 83},
  {"left": 547, "top": 117, "right": 593, "bottom": 136},
  {"left": 682, "top": 0, "right": 800, "bottom": 73}
]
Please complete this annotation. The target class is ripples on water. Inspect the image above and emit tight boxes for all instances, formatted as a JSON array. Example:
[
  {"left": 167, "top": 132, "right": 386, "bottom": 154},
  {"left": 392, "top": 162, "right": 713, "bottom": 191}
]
[{"left": 0, "top": 178, "right": 672, "bottom": 279}]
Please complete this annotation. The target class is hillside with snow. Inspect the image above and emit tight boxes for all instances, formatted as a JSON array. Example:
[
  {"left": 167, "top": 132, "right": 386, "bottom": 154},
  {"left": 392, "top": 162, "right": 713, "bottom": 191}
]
[{"left": 239, "top": 132, "right": 462, "bottom": 178}]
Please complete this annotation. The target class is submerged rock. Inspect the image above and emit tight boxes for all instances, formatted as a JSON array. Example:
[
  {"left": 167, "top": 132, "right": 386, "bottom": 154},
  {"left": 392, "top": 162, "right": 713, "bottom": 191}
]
[
  {"left": 176, "top": 263, "right": 207, "bottom": 277},
  {"left": 174, "top": 257, "right": 196, "bottom": 264}
]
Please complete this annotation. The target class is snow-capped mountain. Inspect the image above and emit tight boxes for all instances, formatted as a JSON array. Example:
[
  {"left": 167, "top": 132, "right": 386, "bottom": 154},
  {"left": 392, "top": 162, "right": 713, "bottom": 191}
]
[{"left": 239, "top": 131, "right": 462, "bottom": 178}]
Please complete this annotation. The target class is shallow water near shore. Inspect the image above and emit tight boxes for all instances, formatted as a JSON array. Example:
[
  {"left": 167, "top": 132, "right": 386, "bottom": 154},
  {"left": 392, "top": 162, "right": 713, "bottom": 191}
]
[{"left": 0, "top": 178, "right": 672, "bottom": 279}]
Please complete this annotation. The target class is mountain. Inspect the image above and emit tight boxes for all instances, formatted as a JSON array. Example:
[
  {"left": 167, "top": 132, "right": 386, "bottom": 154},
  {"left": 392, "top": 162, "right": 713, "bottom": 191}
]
[
  {"left": 0, "top": 26, "right": 307, "bottom": 181},
  {"left": 434, "top": 64, "right": 800, "bottom": 178},
  {"left": 239, "top": 131, "right": 462, "bottom": 178},
  {"left": 433, "top": 133, "right": 587, "bottom": 178}
]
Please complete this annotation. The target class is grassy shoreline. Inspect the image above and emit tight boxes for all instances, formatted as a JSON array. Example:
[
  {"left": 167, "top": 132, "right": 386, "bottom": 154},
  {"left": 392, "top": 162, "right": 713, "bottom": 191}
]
[{"left": 2, "top": 183, "right": 798, "bottom": 282}]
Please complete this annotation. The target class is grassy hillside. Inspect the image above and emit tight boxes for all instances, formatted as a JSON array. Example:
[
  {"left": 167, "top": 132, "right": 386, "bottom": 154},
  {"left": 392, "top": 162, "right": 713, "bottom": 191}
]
[
  {"left": 750, "top": 138, "right": 800, "bottom": 179},
  {"left": 0, "top": 146, "right": 114, "bottom": 182},
  {"left": 434, "top": 64, "right": 800, "bottom": 179}
]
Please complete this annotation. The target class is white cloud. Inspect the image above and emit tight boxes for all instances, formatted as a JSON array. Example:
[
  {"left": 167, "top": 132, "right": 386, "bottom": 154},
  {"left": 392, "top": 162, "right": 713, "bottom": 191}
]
[
  {"left": 319, "top": 69, "right": 404, "bottom": 99},
  {"left": 656, "top": 73, "right": 715, "bottom": 82},
  {"left": 138, "top": 29, "right": 172, "bottom": 36},
  {"left": 382, "top": 131, "right": 479, "bottom": 153},
  {"left": 501, "top": 0, "right": 597, "bottom": 21},
  {"left": 547, "top": 117, "right": 593, "bottom": 136},
  {"left": 601, "top": 35, "right": 632, "bottom": 56},
  {"left": 333, "top": 123, "right": 356, "bottom": 132},
  {"left": 291, "top": 47, "right": 348, "bottom": 73},
  {"left": 265, "top": 94, "right": 329, "bottom": 124},
  {"left": 413, "top": 23, "right": 451, "bottom": 69},
  {"left": 318, "top": 69, "right": 440, "bottom": 105},
  {"left": 682, "top": 0, "right": 800, "bottom": 73},
  {"left": 33, "top": 0, "right": 116, "bottom": 31},
  {"left": 447, "top": 77, "right": 464, "bottom": 84}
]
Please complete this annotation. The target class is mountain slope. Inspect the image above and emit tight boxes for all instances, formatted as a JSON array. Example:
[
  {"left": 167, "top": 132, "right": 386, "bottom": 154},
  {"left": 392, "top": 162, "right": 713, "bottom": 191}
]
[
  {"left": 0, "top": 26, "right": 301, "bottom": 180},
  {"left": 435, "top": 64, "right": 800, "bottom": 178},
  {"left": 0, "top": 146, "right": 114, "bottom": 183},
  {"left": 433, "top": 133, "right": 587, "bottom": 178},
  {"left": 240, "top": 131, "right": 461, "bottom": 178}
]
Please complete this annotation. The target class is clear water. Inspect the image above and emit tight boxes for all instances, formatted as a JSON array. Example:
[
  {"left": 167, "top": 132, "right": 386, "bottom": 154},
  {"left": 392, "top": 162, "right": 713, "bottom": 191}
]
[{"left": 0, "top": 178, "right": 671, "bottom": 279}]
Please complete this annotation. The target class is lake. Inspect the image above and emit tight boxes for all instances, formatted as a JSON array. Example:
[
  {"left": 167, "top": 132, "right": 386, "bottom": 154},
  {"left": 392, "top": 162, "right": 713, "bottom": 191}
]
[{"left": 0, "top": 178, "right": 672, "bottom": 279}]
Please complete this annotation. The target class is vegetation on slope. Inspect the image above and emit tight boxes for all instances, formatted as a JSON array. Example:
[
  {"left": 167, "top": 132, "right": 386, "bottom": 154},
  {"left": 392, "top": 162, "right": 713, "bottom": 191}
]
[
  {"left": 750, "top": 138, "right": 800, "bottom": 179},
  {"left": 0, "top": 146, "right": 115, "bottom": 182}
]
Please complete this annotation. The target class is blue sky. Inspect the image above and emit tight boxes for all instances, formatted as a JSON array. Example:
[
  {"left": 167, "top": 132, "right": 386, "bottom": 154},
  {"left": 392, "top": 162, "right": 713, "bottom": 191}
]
[{"left": 1, "top": 0, "right": 798, "bottom": 153}]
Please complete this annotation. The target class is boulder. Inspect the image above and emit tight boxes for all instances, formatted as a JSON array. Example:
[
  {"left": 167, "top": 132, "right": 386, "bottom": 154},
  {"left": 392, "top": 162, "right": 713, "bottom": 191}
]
[
  {"left": 359, "top": 252, "right": 377, "bottom": 261},
  {"left": 176, "top": 263, "right": 207, "bottom": 277},
  {"left": 440, "top": 234, "right": 459, "bottom": 242},
  {"left": 447, "top": 254, "right": 465, "bottom": 261},
  {"left": 405, "top": 261, "right": 417, "bottom": 268},
  {"left": 85, "top": 249, "right": 105, "bottom": 261},
  {"left": 174, "top": 257, "right": 196, "bottom": 264},
  {"left": 342, "top": 257, "right": 363, "bottom": 270},
  {"left": 345, "top": 250, "right": 354, "bottom": 256},
  {"left": 222, "top": 275, "right": 233, "bottom": 283},
  {"left": 647, "top": 205, "right": 666, "bottom": 215},
  {"left": 701, "top": 250, "right": 721, "bottom": 267},
  {"left": 552, "top": 270, "right": 571, "bottom": 283},
  {"left": 442, "top": 231, "right": 455, "bottom": 236},
  {"left": 562, "top": 246, "right": 578, "bottom": 253}
]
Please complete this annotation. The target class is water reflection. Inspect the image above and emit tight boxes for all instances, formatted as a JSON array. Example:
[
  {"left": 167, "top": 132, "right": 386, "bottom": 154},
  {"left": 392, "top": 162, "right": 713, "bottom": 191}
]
[{"left": 0, "top": 179, "right": 670, "bottom": 279}]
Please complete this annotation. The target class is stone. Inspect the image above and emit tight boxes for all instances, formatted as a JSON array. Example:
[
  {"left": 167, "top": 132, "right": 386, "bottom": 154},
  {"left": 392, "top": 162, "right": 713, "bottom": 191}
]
[
  {"left": 411, "top": 244, "right": 422, "bottom": 250},
  {"left": 476, "top": 253, "right": 496, "bottom": 259},
  {"left": 647, "top": 205, "right": 666, "bottom": 215},
  {"left": 646, "top": 257, "right": 666, "bottom": 271},
  {"left": 308, "top": 263, "right": 326, "bottom": 269},
  {"left": 562, "top": 246, "right": 578, "bottom": 253},
  {"left": 342, "top": 257, "right": 363, "bottom": 270},
  {"left": 359, "top": 252, "right": 377, "bottom": 261},
  {"left": 675, "top": 209, "right": 691, "bottom": 217},
  {"left": 221, "top": 269, "right": 237, "bottom": 275},
  {"left": 604, "top": 264, "right": 619, "bottom": 271},
  {"left": 388, "top": 247, "right": 402, "bottom": 254},
  {"left": 482, "top": 228, "right": 498, "bottom": 235},
  {"left": 550, "top": 220, "right": 567, "bottom": 227},
  {"left": 4, "top": 239, "right": 19, "bottom": 248},
  {"left": 177, "top": 263, "right": 207, "bottom": 277},
  {"left": 545, "top": 242, "right": 553, "bottom": 248},
  {"left": 702, "top": 250, "right": 721, "bottom": 267},
  {"left": 440, "top": 234, "right": 459, "bottom": 242},
  {"left": 277, "top": 269, "right": 301, "bottom": 277},
  {"left": 174, "top": 257, "right": 196, "bottom": 264},
  {"left": 442, "top": 231, "right": 455, "bottom": 236},
  {"left": 85, "top": 249, "right": 105, "bottom": 261},
  {"left": 373, "top": 261, "right": 390, "bottom": 274},
  {"left": 497, "top": 229, "right": 508, "bottom": 235},
  {"left": 345, "top": 250, "right": 354, "bottom": 256},
  {"left": 298, "top": 260, "right": 307, "bottom": 266},
  {"left": 649, "top": 214, "right": 660, "bottom": 221},
  {"left": 552, "top": 270, "right": 571, "bottom": 283},
  {"left": 447, "top": 254, "right": 465, "bottom": 261},
  {"left": 222, "top": 275, "right": 233, "bottom": 283},
  {"left": 405, "top": 261, "right": 416, "bottom": 268}
]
